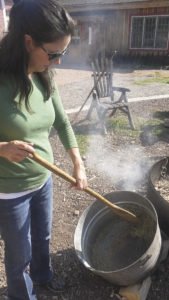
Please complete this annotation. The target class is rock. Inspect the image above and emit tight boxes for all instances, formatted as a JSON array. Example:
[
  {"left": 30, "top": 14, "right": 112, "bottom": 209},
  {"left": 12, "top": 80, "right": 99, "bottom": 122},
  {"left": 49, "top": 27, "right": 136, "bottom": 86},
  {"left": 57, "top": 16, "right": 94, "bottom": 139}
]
[
  {"left": 159, "top": 239, "right": 169, "bottom": 263},
  {"left": 74, "top": 210, "right": 80, "bottom": 216},
  {"left": 110, "top": 289, "right": 115, "bottom": 298},
  {"left": 119, "top": 277, "right": 152, "bottom": 300},
  {"left": 112, "top": 294, "right": 123, "bottom": 300}
]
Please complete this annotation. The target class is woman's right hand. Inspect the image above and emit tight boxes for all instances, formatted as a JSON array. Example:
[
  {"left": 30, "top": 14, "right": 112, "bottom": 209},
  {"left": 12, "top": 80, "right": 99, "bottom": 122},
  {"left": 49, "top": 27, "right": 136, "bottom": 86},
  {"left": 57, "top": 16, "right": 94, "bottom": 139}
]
[{"left": 0, "top": 140, "right": 35, "bottom": 162}]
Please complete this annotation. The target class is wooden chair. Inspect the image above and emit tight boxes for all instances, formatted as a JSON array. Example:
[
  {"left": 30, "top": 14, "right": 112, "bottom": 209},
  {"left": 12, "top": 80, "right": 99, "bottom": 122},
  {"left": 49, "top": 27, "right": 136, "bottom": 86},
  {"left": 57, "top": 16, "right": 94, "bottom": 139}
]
[{"left": 86, "top": 54, "right": 135, "bottom": 134}]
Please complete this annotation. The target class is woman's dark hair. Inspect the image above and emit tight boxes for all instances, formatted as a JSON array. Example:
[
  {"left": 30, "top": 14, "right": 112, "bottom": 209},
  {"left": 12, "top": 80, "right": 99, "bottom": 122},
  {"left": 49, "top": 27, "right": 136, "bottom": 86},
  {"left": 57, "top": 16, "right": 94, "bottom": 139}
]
[{"left": 0, "top": 0, "right": 75, "bottom": 110}]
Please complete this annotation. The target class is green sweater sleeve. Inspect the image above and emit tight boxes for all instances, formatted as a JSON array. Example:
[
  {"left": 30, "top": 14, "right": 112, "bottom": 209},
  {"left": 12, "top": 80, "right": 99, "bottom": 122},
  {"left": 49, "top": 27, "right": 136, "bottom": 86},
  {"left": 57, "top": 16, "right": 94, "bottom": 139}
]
[{"left": 51, "top": 84, "right": 78, "bottom": 150}]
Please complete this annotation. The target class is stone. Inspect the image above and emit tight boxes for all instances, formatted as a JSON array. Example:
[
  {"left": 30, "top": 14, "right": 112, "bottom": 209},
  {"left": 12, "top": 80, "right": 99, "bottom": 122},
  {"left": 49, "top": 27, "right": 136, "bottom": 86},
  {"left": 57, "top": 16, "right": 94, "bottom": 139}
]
[
  {"left": 74, "top": 210, "right": 80, "bottom": 216},
  {"left": 159, "top": 239, "right": 169, "bottom": 263},
  {"left": 119, "top": 277, "right": 152, "bottom": 300}
]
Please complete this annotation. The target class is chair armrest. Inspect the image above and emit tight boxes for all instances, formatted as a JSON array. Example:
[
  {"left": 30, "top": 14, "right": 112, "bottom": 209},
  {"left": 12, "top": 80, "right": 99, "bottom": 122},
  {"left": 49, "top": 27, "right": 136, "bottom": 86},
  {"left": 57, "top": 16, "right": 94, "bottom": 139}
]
[{"left": 112, "top": 86, "right": 130, "bottom": 92}]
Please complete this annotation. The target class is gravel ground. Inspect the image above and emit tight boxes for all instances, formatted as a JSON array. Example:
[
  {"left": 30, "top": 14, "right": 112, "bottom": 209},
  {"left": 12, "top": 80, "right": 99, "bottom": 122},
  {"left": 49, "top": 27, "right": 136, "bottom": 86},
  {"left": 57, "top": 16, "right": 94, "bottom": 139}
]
[
  {"left": 1, "top": 65, "right": 169, "bottom": 300},
  {"left": 55, "top": 66, "right": 169, "bottom": 110}
]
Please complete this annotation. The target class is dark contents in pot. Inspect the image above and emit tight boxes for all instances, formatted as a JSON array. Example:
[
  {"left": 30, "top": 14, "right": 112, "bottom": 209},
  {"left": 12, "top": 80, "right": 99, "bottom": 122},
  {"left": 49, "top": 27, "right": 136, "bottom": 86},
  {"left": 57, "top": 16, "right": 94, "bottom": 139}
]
[{"left": 86, "top": 203, "right": 156, "bottom": 271}]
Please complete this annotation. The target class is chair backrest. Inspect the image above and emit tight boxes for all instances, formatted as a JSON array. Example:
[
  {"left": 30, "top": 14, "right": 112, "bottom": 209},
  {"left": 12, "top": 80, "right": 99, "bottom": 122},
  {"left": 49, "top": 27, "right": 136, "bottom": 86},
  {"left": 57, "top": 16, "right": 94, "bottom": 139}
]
[{"left": 91, "top": 54, "right": 113, "bottom": 98}]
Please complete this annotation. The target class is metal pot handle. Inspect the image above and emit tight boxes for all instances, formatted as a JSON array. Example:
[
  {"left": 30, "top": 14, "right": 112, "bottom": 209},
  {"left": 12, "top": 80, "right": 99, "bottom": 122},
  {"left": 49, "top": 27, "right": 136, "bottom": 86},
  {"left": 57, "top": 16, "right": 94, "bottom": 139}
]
[{"left": 139, "top": 254, "right": 152, "bottom": 267}]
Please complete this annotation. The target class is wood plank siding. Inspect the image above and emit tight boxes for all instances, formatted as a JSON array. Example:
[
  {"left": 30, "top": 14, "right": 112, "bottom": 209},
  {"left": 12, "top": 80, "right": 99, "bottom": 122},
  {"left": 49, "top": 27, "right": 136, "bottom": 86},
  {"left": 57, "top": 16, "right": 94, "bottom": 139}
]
[
  {"left": 0, "top": 1, "right": 168, "bottom": 63},
  {"left": 62, "top": 0, "right": 169, "bottom": 11},
  {"left": 62, "top": 0, "right": 169, "bottom": 63}
]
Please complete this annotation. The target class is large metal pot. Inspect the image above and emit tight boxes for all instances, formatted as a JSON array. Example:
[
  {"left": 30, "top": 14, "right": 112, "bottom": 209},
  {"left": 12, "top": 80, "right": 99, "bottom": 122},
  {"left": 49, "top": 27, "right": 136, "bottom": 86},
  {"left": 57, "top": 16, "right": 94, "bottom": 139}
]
[
  {"left": 74, "top": 191, "right": 161, "bottom": 286},
  {"left": 147, "top": 156, "right": 169, "bottom": 235}
]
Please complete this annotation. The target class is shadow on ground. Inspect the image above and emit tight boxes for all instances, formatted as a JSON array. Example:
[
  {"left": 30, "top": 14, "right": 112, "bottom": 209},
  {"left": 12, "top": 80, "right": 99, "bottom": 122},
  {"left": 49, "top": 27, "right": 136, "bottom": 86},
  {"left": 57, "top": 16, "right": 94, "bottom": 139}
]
[
  {"left": 140, "top": 111, "right": 169, "bottom": 146},
  {"left": 73, "top": 120, "right": 105, "bottom": 136},
  {"left": 36, "top": 248, "right": 115, "bottom": 300}
]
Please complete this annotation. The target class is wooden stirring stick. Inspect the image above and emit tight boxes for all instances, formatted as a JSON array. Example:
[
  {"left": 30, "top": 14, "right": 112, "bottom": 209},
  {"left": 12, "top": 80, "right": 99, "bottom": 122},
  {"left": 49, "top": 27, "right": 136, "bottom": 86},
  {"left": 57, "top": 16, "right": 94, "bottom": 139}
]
[{"left": 31, "top": 152, "right": 138, "bottom": 223}]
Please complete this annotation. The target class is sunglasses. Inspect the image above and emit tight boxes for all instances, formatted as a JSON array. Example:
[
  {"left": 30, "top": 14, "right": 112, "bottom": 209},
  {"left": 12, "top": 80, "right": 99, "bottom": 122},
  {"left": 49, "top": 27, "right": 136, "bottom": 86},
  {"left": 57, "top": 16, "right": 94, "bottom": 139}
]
[{"left": 40, "top": 45, "right": 67, "bottom": 61}]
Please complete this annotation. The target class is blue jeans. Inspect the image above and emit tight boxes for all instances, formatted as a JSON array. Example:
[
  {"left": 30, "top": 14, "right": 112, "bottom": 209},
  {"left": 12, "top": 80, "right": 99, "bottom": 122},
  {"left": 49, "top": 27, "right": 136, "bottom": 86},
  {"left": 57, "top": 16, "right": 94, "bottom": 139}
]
[{"left": 0, "top": 176, "right": 53, "bottom": 300}]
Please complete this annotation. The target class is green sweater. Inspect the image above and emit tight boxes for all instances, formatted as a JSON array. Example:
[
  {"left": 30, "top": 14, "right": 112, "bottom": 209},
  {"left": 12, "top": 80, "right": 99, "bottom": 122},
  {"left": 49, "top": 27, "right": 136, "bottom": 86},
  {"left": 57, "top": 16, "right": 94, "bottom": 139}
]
[{"left": 0, "top": 75, "right": 78, "bottom": 193}]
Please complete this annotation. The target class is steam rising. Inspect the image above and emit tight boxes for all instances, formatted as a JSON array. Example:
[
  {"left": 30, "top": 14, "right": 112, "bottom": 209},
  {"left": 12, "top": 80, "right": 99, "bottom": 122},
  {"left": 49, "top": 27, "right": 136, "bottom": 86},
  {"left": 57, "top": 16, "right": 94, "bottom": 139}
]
[{"left": 87, "top": 136, "right": 151, "bottom": 191}]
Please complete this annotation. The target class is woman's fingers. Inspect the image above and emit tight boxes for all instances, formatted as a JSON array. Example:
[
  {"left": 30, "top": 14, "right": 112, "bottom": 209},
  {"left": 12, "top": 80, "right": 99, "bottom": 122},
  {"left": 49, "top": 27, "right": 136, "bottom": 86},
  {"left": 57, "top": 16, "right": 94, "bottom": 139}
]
[
  {"left": 75, "top": 178, "right": 87, "bottom": 190},
  {"left": 72, "top": 165, "right": 88, "bottom": 190},
  {"left": 10, "top": 140, "right": 34, "bottom": 153},
  {"left": 0, "top": 140, "right": 35, "bottom": 162}
]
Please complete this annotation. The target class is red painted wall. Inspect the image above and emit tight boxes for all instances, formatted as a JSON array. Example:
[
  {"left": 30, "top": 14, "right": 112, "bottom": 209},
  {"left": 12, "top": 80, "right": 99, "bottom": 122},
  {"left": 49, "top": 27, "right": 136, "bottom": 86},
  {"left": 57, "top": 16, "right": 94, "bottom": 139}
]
[
  {"left": 0, "top": 0, "right": 12, "bottom": 36},
  {"left": 0, "top": 1, "right": 4, "bottom": 36}
]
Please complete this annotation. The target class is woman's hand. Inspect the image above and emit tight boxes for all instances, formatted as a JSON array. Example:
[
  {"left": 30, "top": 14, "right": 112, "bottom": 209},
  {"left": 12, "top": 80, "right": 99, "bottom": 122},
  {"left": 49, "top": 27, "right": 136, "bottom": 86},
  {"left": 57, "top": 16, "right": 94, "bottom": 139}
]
[
  {"left": 0, "top": 140, "right": 35, "bottom": 162},
  {"left": 72, "top": 161, "right": 88, "bottom": 190},
  {"left": 67, "top": 147, "right": 88, "bottom": 190}
]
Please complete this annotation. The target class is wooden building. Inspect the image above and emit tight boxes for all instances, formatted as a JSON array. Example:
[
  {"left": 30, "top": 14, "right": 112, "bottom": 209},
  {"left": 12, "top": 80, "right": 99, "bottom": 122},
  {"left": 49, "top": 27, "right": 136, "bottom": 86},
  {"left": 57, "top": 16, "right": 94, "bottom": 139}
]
[
  {"left": 0, "top": 1, "right": 169, "bottom": 63},
  {"left": 61, "top": 0, "right": 169, "bottom": 63}
]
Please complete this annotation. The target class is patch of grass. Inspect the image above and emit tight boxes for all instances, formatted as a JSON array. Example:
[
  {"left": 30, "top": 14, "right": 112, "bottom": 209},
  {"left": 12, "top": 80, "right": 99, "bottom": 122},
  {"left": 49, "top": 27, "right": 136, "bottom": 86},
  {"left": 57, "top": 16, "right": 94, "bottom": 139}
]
[
  {"left": 134, "top": 72, "right": 169, "bottom": 85},
  {"left": 75, "top": 134, "right": 89, "bottom": 156},
  {"left": 107, "top": 116, "right": 140, "bottom": 137},
  {"left": 74, "top": 113, "right": 165, "bottom": 151},
  {"left": 153, "top": 110, "right": 169, "bottom": 120},
  {"left": 140, "top": 118, "right": 162, "bottom": 128},
  {"left": 107, "top": 115, "right": 163, "bottom": 138}
]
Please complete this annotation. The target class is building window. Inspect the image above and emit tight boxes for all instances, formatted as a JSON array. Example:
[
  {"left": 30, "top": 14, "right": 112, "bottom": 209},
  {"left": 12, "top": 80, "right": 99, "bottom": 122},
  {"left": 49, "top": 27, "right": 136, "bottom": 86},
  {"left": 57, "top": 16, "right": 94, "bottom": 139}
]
[{"left": 130, "top": 15, "right": 169, "bottom": 49}]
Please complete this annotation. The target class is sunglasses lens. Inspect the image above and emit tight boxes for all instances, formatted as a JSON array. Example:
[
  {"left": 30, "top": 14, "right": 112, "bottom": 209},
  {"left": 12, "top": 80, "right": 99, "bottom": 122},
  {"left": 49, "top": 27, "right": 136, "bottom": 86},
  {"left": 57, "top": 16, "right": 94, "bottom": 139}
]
[
  {"left": 49, "top": 53, "right": 61, "bottom": 60},
  {"left": 53, "top": 49, "right": 67, "bottom": 60},
  {"left": 41, "top": 46, "right": 67, "bottom": 61}
]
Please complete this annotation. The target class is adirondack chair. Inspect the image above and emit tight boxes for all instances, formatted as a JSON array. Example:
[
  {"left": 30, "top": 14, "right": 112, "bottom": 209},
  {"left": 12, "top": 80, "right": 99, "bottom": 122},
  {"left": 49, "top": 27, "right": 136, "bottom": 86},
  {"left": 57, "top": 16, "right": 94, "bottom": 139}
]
[{"left": 86, "top": 54, "right": 135, "bottom": 134}]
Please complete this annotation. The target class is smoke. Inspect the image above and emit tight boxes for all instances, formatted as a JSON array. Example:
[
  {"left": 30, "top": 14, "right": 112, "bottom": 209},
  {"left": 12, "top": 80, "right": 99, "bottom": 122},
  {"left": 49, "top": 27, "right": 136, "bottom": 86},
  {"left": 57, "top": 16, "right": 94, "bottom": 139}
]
[{"left": 86, "top": 136, "right": 151, "bottom": 191}]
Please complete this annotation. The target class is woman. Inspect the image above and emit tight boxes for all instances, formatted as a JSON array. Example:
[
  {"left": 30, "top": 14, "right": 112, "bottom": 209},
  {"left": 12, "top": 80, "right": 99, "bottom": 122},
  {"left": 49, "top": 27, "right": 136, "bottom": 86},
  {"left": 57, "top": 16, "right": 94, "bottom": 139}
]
[{"left": 0, "top": 0, "right": 87, "bottom": 299}]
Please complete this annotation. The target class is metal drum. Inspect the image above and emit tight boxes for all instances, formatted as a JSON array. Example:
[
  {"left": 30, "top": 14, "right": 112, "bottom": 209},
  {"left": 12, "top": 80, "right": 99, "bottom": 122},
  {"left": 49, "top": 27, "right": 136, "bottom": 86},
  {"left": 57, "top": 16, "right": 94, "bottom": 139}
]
[
  {"left": 148, "top": 156, "right": 169, "bottom": 236},
  {"left": 74, "top": 191, "right": 161, "bottom": 286}
]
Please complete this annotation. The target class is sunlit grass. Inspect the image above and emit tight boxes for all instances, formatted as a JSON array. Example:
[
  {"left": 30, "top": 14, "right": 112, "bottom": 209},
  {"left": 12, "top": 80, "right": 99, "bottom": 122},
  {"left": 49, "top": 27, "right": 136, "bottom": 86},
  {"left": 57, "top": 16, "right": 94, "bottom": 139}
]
[
  {"left": 134, "top": 71, "right": 169, "bottom": 85},
  {"left": 107, "top": 116, "right": 140, "bottom": 137}
]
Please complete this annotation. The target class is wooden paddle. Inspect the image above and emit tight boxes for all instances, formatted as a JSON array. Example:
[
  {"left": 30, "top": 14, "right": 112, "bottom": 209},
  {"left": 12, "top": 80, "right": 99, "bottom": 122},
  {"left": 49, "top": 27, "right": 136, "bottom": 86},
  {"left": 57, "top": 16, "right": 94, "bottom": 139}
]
[{"left": 31, "top": 152, "right": 138, "bottom": 223}]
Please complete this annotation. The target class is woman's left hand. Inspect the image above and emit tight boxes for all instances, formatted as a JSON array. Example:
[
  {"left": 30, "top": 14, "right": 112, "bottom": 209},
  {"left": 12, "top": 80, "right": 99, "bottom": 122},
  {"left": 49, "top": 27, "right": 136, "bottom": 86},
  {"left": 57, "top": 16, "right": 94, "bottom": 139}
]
[
  {"left": 68, "top": 148, "right": 88, "bottom": 190},
  {"left": 72, "top": 162, "right": 88, "bottom": 190}
]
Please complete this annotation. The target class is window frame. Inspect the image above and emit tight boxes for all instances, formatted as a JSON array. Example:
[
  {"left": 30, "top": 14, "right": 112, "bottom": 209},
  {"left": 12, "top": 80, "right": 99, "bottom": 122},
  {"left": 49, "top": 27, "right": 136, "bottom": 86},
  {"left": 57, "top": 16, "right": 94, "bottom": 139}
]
[{"left": 130, "top": 15, "right": 169, "bottom": 50}]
